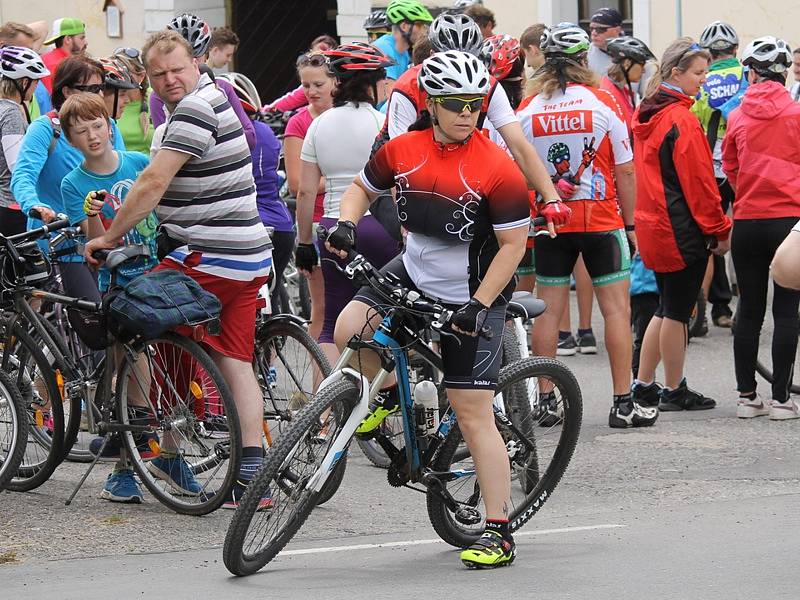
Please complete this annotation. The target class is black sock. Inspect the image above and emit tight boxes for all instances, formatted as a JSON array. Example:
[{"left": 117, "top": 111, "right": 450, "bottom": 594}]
[
  {"left": 558, "top": 330, "right": 572, "bottom": 341},
  {"left": 614, "top": 392, "right": 632, "bottom": 406},
  {"left": 578, "top": 328, "right": 593, "bottom": 338},
  {"left": 238, "top": 446, "right": 264, "bottom": 486},
  {"left": 485, "top": 518, "right": 511, "bottom": 542},
  {"left": 739, "top": 391, "right": 757, "bottom": 401}
]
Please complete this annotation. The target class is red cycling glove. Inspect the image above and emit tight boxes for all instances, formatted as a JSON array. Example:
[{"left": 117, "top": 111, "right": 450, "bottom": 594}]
[{"left": 539, "top": 200, "right": 572, "bottom": 227}]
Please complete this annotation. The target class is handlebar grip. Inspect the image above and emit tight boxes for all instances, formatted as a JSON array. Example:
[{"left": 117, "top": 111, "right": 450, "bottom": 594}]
[
  {"left": 28, "top": 208, "right": 44, "bottom": 220},
  {"left": 43, "top": 218, "right": 72, "bottom": 233},
  {"left": 92, "top": 249, "right": 110, "bottom": 262}
]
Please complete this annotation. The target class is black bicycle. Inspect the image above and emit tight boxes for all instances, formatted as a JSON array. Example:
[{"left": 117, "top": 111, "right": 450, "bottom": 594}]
[
  {"left": 1, "top": 216, "right": 241, "bottom": 514},
  {"left": 223, "top": 250, "right": 583, "bottom": 576}
]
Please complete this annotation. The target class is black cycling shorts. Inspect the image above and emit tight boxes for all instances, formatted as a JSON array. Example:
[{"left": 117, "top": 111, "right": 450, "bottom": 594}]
[
  {"left": 534, "top": 229, "right": 631, "bottom": 287},
  {"left": 353, "top": 256, "right": 506, "bottom": 390},
  {"left": 654, "top": 258, "right": 707, "bottom": 324}
]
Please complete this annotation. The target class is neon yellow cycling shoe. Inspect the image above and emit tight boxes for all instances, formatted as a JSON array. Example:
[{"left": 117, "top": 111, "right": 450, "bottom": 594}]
[
  {"left": 354, "top": 398, "right": 399, "bottom": 437},
  {"left": 460, "top": 531, "right": 516, "bottom": 569}
]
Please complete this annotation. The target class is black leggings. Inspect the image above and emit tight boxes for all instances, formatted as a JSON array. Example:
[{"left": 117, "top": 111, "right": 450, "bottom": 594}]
[
  {"left": 732, "top": 218, "right": 800, "bottom": 401},
  {"left": 268, "top": 229, "right": 295, "bottom": 313}
]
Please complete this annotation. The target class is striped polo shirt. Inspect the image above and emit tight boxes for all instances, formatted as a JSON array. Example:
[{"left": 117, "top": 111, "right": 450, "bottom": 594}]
[{"left": 158, "top": 73, "right": 272, "bottom": 281}]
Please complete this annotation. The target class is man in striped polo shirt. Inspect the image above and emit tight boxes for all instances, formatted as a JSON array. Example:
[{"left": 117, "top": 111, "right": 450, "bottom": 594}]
[{"left": 85, "top": 29, "right": 273, "bottom": 509}]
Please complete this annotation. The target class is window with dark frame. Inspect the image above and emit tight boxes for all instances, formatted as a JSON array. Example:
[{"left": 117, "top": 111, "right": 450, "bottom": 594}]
[{"left": 578, "top": 0, "right": 633, "bottom": 35}]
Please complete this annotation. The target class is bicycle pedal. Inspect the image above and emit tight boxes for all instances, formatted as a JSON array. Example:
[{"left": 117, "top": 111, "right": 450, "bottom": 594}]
[{"left": 455, "top": 506, "right": 483, "bottom": 526}]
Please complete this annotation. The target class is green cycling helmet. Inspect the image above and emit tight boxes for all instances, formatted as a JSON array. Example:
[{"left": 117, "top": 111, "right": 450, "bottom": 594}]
[
  {"left": 386, "top": 0, "right": 434, "bottom": 24},
  {"left": 547, "top": 142, "right": 570, "bottom": 164}
]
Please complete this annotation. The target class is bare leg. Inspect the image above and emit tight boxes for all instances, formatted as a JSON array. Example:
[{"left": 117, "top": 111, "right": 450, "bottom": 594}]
[
  {"left": 209, "top": 350, "right": 264, "bottom": 448},
  {"left": 305, "top": 268, "right": 325, "bottom": 343},
  {"left": 517, "top": 273, "right": 535, "bottom": 293},
  {"left": 637, "top": 316, "right": 663, "bottom": 384},
  {"left": 659, "top": 318, "right": 688, "bottom": 389},
  {"left": 532, "top": 285, "right": 570, "bottom": 359},
  {"left": 449, "top": 388, "right": 510, "bottom": 521},
  {"left": 593, "top": 280, "right": 632, "bottom": 395}
]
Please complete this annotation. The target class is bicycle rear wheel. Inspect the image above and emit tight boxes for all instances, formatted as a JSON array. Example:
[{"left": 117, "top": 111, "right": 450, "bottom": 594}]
[
  {"left": 426, "top": 356, "right": 582, "bottom": 548},
  {"left": 223, "top": 377, "right": 358, "bottom": 576},
  {"left": 0, "top": 370, "right": 28, "bottom": 490},
  {"left": 3, "top": 323, "right": 66, "bottom": 492},
  {"left": 117, "top": 332, "right": 241, "bottom": 515}
]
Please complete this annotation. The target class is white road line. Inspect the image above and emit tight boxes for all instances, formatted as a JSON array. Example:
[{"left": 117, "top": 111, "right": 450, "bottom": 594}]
[{"left": 281, "top": 523, "right": 625, "bottom": 557}]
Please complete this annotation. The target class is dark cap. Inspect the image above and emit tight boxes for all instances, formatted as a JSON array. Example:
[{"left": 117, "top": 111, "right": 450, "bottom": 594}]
[{"left": 590, "top": 8, "right": 623, "bottom": 27}]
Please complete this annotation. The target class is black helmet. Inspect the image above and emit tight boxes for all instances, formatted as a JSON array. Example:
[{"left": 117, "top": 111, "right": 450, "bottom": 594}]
[
  {"left": 606, "top": 36, "right": 655, "bottom": 65},
  {"left": 364, "top": 9, "right": 390, "bottom": 31}
]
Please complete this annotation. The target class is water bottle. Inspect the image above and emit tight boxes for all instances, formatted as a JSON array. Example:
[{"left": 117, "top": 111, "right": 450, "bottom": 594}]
[{"left": 413, "top": 380, "right": 439, "bottom": 436}]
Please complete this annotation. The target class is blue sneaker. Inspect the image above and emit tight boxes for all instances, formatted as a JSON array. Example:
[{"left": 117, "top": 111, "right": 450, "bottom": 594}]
[
  {"left": 100, "top": 469, "right": 143, "bottom": 504},
  {"left": 147, "top": 455, "right": 202, "bottom": 496}
]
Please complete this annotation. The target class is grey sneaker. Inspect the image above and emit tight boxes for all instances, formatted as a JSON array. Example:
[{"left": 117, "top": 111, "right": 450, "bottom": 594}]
[
  {"left": 556, "top": 334, "right": 577, "bottom": 356},
  {"left": 577, "top": 331, "right": 597, "bottom": 354}
]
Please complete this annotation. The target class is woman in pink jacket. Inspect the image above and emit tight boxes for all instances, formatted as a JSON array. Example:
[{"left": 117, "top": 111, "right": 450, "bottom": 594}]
[{"left": 722, "top": 36, "right": 800, "bottom": 420}]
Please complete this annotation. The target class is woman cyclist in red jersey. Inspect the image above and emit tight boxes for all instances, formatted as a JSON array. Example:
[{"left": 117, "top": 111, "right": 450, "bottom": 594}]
[
  {"left": 328, "top": 50, "right": 569, "bottom": 569},
  {"left": 518, "top": 23, "right": 652, "bottom": 429},
  {"left": 600, "top": 36, "right": 655, "bottom": 137},
  {"left": 284, "top": 51, "right": 336, "bottom": 342},
  {"left": 631, "top": 38, "right": 731, "bottom": 412},
  {"left": 722, "top": 36, "right": 800, "bottom": 419},
  {"left": 294, "top": 43, "right": 401, "bottom": 366}
]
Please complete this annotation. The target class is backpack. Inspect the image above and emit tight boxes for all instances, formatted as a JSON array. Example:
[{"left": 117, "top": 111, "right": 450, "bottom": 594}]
[
  {"left": 108, "top": 269, "right": 222, "bottom": 340},
  {"left": 45, "top": 109, "right": 61, "bottom": 155}
]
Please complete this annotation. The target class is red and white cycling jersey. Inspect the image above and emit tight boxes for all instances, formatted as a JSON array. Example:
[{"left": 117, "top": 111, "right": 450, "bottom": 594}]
[{"left": 517, "top": 83, "right": 632, "bottom": 233}]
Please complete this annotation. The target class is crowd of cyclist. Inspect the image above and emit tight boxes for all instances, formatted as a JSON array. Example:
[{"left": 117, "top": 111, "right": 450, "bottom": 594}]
[{"left": 2, "top": 0, "right": 800, "bottom": 570}]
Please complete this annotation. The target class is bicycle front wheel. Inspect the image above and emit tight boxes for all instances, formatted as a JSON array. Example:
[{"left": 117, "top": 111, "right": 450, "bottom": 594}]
[
  {"left": 426, "top": 356, "right": 582, "bottom": 548},
  {"left": 0, "top": 370, "right": 29, "bottom": 490},
  {"left": 117, "top": 333, "right": 241, "bottom": 515},
  {"left": 223, "top": 377, "right": 357, "bottom": 576}
]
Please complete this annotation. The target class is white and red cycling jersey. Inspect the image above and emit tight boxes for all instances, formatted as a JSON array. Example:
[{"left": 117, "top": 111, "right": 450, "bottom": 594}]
[
  {"left": 517, "top": 83, "right": 633, "bottom": 233},
  {"left": 377, "top": 64, "right": 518, "bottom": 147}
]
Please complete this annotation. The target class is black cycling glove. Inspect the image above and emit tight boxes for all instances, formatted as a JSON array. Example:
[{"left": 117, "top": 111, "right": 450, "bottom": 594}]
[
  {"left": 295, "top": 242, "right": 318, "bottom": 273},
  {"left": 326, "top": 220, "right": 357, "bottom": 255},
  {"left": 451, "top": 298, "right": 489, "bottom": 335}
]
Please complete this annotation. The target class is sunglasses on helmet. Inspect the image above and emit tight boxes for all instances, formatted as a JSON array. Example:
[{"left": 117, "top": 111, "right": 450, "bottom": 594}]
[
  {"left": 297, "top": 52, "right": 331, "bottom": 68},
  {"left": 114, "top": 47, "right": 140, "bottom": 59},
  {"left": 433, "top": 96, "right": 484, "bottom": 113}
]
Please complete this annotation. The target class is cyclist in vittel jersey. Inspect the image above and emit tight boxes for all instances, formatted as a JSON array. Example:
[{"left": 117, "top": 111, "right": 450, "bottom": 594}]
[{"left": 517, "top": 23, "right": 655, "bottom": 429}]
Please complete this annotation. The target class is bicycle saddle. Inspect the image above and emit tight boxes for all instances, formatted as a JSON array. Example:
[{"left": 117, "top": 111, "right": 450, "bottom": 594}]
[
  {"left": 507, "top": 292, "right": 547, "bottom": 320},
  {"left": 105, "top": 244, "right": 152, "bottom": 271}
]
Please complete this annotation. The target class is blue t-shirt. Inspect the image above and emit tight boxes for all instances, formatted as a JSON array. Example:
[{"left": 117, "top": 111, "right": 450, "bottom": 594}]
[
  {"left": 372, "top": 33, "right": 410, "bottom": 81},
  {"left": 252, "top": 120, "right": 293, "bottom": 232},
  {"left": 61, "top": 151, "right": 157, "bottom": 290},
  {"left": 11, "top": 114, "right": 126, "bottom": 261}
]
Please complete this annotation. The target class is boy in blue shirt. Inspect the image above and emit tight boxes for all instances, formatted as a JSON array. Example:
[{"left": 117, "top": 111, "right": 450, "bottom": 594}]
[
  {"left": 59, "top": 93, "right": 156, "bottom": 293},
  {"left": 59, "top": 92, "right": 158, "bottom": 504}
]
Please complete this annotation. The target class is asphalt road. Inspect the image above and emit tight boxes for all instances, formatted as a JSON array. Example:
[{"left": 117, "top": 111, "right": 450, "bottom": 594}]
[{"left": 2, "top": 302, "right": 799, "bottom": 598}]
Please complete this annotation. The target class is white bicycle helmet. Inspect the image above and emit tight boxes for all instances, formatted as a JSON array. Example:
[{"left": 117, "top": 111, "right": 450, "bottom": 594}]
[
  {"left": 742, "top": 36, "right": 792, "bottom": 74},
  {"left": 419, "top": 50, "right": 490, "bottom": 96},
  {"left": 168, "top": 13, "right": 211, "bottom": 57},
  {"left": 699, "top": 21, "right": 738, "bottom": 51},
  {"left": 429, "top": 13, "right": 483, "bottom": 55},
  {"left": 216, "top": 72, "right": 262, "bottom": 108},
  {"left": 453, "top": 0, "right": 482, "bottom": 7},
  {"left": 0, "top": 45, "right": 49, "bottom": 80},
  {"left": 540, "top": 23, "right": 590, "bottom": 56}
]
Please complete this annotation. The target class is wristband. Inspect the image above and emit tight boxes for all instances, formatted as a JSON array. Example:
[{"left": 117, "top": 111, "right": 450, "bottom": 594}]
[{"left": 625, "top": 224, "right": 635, "bottom": 232}]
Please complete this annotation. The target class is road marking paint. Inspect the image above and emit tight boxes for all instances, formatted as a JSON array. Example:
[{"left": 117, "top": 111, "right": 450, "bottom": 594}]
[{"left": 281, "top": 523, "right": 625, "bottom": 557}]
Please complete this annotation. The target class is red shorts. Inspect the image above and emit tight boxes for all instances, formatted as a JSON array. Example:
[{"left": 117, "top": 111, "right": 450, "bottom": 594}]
[{"left": 154, "top": 258, "right": 267, "bottom": 362}]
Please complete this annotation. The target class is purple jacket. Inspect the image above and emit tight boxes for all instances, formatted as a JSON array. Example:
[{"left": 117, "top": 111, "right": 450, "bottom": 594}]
[{"left": 150, "top": 77, "right": 256, "bottom": 150}]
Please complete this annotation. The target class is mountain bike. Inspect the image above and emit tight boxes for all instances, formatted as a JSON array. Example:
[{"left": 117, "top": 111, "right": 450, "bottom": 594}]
[
  {"left": 1, "top": 217, "right": 241, "bottom": 514},
  {"left": 223, "top": 250, "right": 583, "bottom": 576}
]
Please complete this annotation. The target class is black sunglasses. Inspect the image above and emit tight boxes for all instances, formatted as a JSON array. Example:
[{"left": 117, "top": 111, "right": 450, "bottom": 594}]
[
  {"left": 71, "top": 83, "right": 105, "bottom": 94},
  {"left": 433, "top": 96, "right": 483, "bottom": 113},
  {"left": 590, "top": 25, "right": 611, "bottom": 33}
]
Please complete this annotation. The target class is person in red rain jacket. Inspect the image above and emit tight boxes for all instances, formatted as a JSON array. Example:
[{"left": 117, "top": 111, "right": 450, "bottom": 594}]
[
  {"left": 722, "top": 36, "right": 800, "bottom": 419},
  {"left": 630, "top": 37, "right": 731, "bottom": 412}
]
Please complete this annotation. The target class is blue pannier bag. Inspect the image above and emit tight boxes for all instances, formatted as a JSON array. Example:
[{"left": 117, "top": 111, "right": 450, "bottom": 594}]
[{"left": 109, "top": 269, "right": 221, "bottom": 339}]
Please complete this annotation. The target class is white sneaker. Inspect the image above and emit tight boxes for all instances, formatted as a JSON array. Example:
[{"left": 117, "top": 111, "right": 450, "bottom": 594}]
[
  {"left": 769, "top": 399, "right": 800, "bottom": 421},
  {"left": 736, "top": 395, "right": 770, "bottom": 418}
]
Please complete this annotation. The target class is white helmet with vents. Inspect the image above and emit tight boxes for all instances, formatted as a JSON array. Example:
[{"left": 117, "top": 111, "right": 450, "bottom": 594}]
[
  {"left": 742, "top": 35, "right": 792, "bottom": 74},
  {"left": 699, "top": 21, "right": 738, "bottom": 51},
  {"left": 429, "top": 12, "right": 483, "bottom": 55},
  {"left": 419, "top": 50, "right": 491, "bottom": 96}
]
